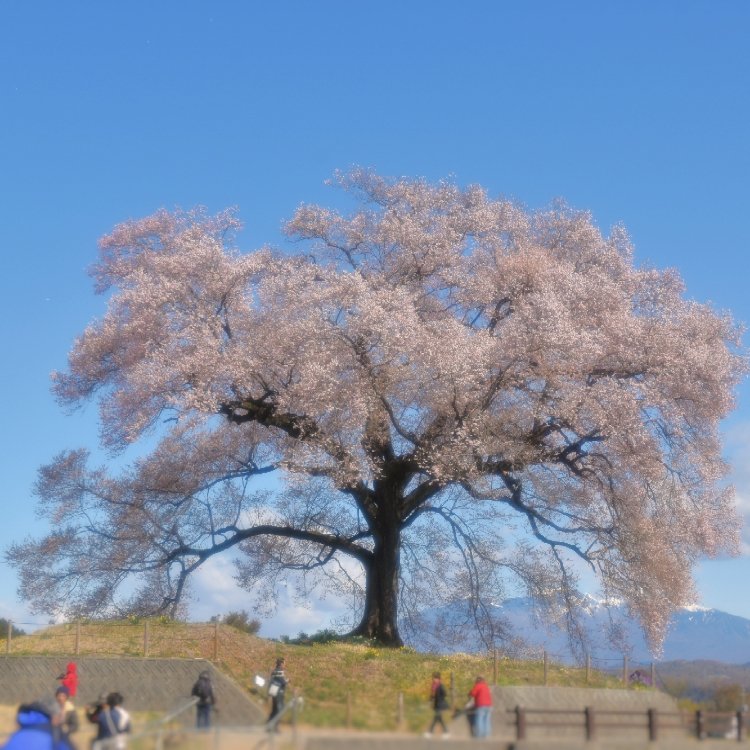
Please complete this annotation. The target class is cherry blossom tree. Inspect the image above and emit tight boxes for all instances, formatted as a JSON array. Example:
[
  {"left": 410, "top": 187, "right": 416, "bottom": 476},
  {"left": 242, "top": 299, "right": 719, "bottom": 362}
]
[{"left": 7, "top": 170, "right": 746, "bottom": 649}]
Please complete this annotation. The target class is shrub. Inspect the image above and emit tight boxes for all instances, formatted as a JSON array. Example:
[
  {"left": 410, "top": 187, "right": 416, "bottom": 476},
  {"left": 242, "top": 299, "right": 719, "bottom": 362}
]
[{"left": 216, "top": 610, "right": 261, "bottom": 635}]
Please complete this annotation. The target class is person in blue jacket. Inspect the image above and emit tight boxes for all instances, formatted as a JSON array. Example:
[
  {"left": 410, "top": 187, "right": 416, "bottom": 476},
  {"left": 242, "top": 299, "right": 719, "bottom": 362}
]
[{"left": 2, "top": 700, "right": 72, "bottom": 750}]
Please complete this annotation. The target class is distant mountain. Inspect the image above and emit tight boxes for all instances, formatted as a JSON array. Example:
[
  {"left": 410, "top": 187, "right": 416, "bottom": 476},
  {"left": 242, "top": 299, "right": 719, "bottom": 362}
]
[
  {"left": 660, "top": 608, "right": 750, "bottom": 664},
  {"left": 411, "top": 597, "right": 750, "bottom": 665}
]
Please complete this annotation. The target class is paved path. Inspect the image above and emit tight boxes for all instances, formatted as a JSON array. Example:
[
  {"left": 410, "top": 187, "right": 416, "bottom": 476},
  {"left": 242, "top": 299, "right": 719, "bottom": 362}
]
[{"left": 146, "top": 727, "right": 746, "bottom": 750}]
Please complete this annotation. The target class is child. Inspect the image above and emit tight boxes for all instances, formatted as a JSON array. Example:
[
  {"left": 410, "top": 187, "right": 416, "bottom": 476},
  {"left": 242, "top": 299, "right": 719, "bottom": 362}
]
[{"left": 56, "top": 663, "right": 78, "bottom": 699}]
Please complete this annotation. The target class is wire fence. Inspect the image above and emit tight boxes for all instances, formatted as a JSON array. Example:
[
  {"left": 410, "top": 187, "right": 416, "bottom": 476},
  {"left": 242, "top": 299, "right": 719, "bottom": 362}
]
[
  {"left": 3, "top": 620, "right": 224, "bottom": 660},
  {"left": 2, "top": 619, "right": 672, "bottom": 691}
]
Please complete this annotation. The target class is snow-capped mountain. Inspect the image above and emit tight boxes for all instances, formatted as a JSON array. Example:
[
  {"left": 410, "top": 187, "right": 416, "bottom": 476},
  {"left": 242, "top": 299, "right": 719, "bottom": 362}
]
[{"left": 411, "top": 597, "right": 750, "bottom": 664}]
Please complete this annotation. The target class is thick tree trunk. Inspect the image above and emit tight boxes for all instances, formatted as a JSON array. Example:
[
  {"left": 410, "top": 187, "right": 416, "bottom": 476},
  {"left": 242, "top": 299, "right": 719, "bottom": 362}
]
[{"left": 350, "top": 522, "right": 403, "bottom": 646}]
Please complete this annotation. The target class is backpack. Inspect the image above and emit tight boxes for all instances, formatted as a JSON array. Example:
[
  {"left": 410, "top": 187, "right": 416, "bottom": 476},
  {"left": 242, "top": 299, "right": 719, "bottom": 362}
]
[{"left": 192, "top": 677, "right": 212, "bottom": 703}]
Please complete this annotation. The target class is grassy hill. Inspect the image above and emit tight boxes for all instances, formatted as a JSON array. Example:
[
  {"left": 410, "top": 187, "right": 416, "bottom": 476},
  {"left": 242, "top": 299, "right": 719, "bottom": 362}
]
[{"left": 4, "top": 621, "right": 622, "bottom": 732}]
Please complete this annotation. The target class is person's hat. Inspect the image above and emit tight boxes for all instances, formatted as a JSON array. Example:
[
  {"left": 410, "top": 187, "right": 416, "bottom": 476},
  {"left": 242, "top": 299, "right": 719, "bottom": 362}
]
[{"left": 55, "top": 686, "right": 70, "bottom": 696}]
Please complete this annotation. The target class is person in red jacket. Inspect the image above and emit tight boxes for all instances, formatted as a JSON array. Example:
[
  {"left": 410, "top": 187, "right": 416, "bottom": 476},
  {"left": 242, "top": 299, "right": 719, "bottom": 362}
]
[
  {"left": 468, "top": 675, "right": 492, "bottom": 739},
  {"left": 56, "top": 663, "right": 78, "bottom": 699}
]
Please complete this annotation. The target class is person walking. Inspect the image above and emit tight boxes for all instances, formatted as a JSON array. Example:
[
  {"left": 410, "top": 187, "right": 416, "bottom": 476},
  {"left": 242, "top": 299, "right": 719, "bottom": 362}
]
[
  {"left": 266, "top": 658, "right": 288, "bottom": 730},
  {"left": 93, "top": 692, "right": 130, "bottom": 750},
  {"left": 424, "top": 672, "right": 450, "bottom": 738},
  {"left": 191, "top": 670, "right": 216, "bottom": 729},
  {"left": 52, "top": 687, "right": 79, "bottom": 748},
  {"left": 468, "top": 676, "right": 492, "bottom": 739}
]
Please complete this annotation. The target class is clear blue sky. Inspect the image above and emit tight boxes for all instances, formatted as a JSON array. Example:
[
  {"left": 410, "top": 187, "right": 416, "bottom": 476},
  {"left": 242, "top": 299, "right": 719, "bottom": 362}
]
[{"left": 1, "top": 1, "right": 748, "bottom": 636}]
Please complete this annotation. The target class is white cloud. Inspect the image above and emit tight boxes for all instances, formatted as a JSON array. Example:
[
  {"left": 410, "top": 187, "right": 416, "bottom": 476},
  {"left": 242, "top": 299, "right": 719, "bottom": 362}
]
[
  {"left": 191, "top": 555, "right": 244, "bottom": 611},
  {"left": 189, "top": 555, "right": 351, "bottom": 638}
]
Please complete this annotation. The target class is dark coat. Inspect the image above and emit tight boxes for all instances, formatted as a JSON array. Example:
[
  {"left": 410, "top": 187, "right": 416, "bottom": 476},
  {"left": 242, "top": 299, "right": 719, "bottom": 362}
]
[
  {"left": 432, "top": 681, "right": 449, "bottom": 711},
  {"left": 191, "top": 674, "right": 215, "bottom": 707}
]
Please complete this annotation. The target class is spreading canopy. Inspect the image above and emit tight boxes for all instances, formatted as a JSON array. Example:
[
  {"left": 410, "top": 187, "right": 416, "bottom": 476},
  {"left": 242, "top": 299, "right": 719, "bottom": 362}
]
[{"left": 8, "top": 170, "right": 746, "bottom": 650}]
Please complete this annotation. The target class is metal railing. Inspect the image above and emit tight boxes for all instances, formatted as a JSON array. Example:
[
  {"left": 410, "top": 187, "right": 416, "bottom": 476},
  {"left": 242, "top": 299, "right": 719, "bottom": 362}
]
[
  {"left": 93, "top": 698, "right": 199, "bottom": 750},
  {"left": 90, "top": 694, "right": 305, "bottom": 750},
  {"left": 266, "top": 695, "right": 304, "bottom": 735}
]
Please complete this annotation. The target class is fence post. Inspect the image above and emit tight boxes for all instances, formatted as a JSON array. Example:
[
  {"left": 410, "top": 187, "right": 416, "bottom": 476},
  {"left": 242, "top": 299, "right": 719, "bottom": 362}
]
[
  {"left": 737, "top": 710, "right": 744, "bottom": 742},
  {"left": 543, "top": 650, "right": 548, "bottom": 685},
  {"left": 586, "top": 654, "right": 591, "bottom": 684},
  {"left": 650, "top": 662, "right": 655, "bottom": 689},
  {"left": 515, "top": 706, "right": 526, "bottom": 740},
  {"left": 648, "top": 708, "right": 658, "bottom": 741},
  {"left": 75, "top": 622, "right": 81, "bottom": 656},
  {"left": 5, "top": 620, "right": 10, "bottom": 654},
  {"left": 397, "top": 691, "right": 404, "bottom": 729},
  {"left": 213, "top": 621, "right": 219, "bottom": 661},
  {"left": 346, "top": 693, "right": 352, "bottom": 729},
  {"left": 622, "top": 655, "right": 628, "bottom": 686},
  {"left": 696, "top": 709, "right": 705, "bottom": 739},
  {"left": 584, "top": 706, "right": 595, "bottom": 740},
  {"left": 449, "top": 672, "right": 455, "bottom": 708},
  {"left": 143, "top": 621, "right": 149, "bottom": 657},
  {"left": 493, "top": 648, "right": 498, "bottom": 685}
]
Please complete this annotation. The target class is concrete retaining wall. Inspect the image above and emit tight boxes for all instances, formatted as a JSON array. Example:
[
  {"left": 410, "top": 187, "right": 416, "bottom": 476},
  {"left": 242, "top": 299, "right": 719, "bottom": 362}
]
[{"left": 0, "top": 656, "right": 264, "bottom": 726}]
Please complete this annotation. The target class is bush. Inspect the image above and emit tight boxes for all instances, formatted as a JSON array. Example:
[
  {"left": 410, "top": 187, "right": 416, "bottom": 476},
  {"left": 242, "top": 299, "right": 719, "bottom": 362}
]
[
  {"left": 290, "top": 629, "right": 340, "bottom": 645},
  {"left": 214, "top": 610, "right": 261, "bottom": 635},
  {"left": 280, "top": 628, "right": 375, "bottom": 646}
]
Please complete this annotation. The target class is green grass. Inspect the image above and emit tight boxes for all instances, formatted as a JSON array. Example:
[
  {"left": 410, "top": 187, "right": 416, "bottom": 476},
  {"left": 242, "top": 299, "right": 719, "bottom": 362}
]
[{"left": 6, "top": 621, "right": 623, "bottom": 732}]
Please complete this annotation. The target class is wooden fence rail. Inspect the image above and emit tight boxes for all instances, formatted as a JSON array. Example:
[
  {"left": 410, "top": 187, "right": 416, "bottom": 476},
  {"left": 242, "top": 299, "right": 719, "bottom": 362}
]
[{"left": 510, "top": 706, "right": 746, "bottom": 742}]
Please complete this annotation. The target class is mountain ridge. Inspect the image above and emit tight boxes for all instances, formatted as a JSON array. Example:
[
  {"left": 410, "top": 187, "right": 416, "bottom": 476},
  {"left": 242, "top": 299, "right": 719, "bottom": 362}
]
[{"left": 413, "top": 597, "right": 750, "bottom": 665}]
